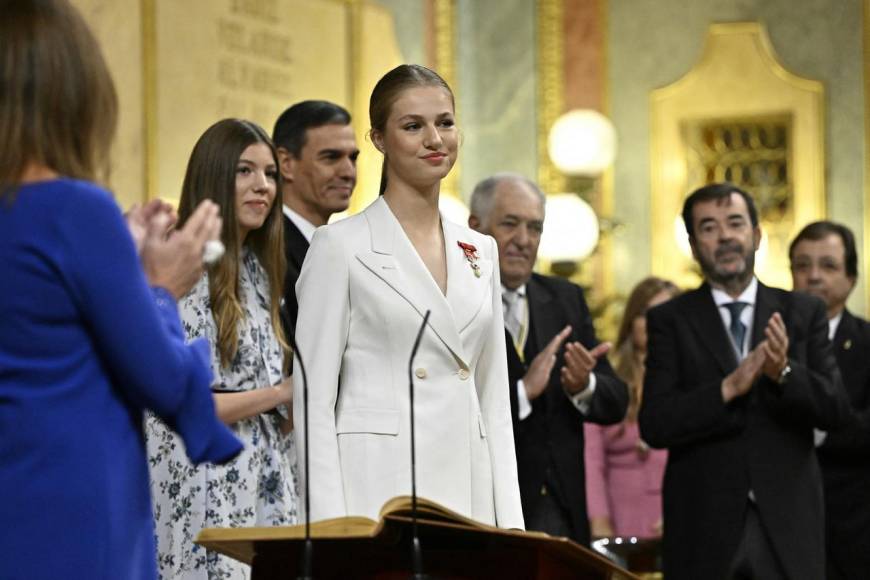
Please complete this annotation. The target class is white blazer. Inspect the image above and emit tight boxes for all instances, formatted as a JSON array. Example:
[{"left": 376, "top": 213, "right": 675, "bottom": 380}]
[{"left": 293, "top": 196, "right": 524, "bottom": 529}]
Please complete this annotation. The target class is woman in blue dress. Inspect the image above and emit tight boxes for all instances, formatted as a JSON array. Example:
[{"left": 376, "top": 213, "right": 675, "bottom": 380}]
[
  {"left": 0, "top": 1, "right": 241, "bottom": 579},
  {"left": 147, "top": 119, "right": 298, "bottom": 579}
]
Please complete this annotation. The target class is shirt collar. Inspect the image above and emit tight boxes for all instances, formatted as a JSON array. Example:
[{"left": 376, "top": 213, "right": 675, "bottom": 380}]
[
  {"left": 711, "top": 276, "right": 758, "bottom": 307},
  {"left": 501, "top": 283, "right": 527, "bottom": 298},
  {"left": 282, "top": 204, "right": 317, "bottom": 243},
  {"left": 828, "top": 311, "right": 843, "bottom": 340}
]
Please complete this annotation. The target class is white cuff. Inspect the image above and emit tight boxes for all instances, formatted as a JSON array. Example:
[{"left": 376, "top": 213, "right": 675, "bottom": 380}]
[
  {"left": 517, "top": 379, "right": 533, "bottom": 421},
  {"left": 566, "top": 372, "right": 597, "bottom": 415},
  {"left": 814, "top": 428, "right": 827, "bottom": 447}
]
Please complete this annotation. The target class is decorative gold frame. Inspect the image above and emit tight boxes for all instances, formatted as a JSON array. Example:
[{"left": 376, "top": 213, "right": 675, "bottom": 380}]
[
  {"left": 142, "top": 0, "right": 157, "bottom": 200},
  {"left": 650, "top": 22, "right": 825, "bottom": 291},
  {"left": 536, "top": 0, "right": 566, "bottom": 196},
  {"left": 430, "top": 0, "right": 460, "bottom": 200},
  {"left": 864, "top": 0, "right": 870, "bottom": 314}
]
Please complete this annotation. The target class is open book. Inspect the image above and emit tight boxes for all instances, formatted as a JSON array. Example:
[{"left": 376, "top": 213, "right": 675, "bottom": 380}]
[
  {"left": 196, "top": 495, "right": 542, "bottom": 564},
  {"left": 195, "top": 496, "right": 635, "bottom": 579}
]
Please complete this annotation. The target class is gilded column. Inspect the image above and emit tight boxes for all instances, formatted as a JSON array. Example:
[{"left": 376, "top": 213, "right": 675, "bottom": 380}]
[
  {"left": 536, "top": 0, "right": 566, "bottom": 195},
  {"left": 427, "top": 0, "right": 460, "bottom": 198}
]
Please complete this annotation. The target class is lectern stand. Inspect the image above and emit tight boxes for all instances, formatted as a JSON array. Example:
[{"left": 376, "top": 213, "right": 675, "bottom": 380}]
[{"left": 196, "top": 497, "right": 639, "bottom": 579}]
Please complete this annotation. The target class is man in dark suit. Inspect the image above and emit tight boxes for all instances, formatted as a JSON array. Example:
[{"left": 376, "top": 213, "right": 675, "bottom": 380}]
[
  {"left": 790, "top": 220, "right": 870, "bottom": 580},
  {"left": 468, "top": 173, "right": 628, "bottom": 545},
  {"left": 272, "top": 101, "right": 359, "bottom": 339},
  {"left": 639, "top": 183, "right": 849, "bottom": 580}
]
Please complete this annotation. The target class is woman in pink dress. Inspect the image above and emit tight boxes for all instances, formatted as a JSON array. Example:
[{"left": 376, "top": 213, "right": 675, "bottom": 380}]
[{"left": 584, "top": 277, "right": 679, "bottom": 539}]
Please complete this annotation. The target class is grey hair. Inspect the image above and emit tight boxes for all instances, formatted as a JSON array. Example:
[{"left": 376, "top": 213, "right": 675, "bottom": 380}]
[{"left": 469, "top": 172, "right": 546, "bottom": 228}]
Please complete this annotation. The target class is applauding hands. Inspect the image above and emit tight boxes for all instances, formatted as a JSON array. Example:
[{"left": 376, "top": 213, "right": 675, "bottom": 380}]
[
  {"left": 721, "top": 312, "right": 790, "bottom": 402},
  {"left": 126, "top": 199, "right": 223, "bottom": 299}
]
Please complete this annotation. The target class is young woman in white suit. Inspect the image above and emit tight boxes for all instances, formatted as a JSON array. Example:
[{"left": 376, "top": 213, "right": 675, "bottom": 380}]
[{"left": 293, "top": 64, "right": 524, "bottom": 529}]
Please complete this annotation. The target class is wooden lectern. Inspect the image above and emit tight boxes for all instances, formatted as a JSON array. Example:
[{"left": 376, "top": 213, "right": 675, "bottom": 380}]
[{"left": 196, "top": 496, "right": 638, "bottom": 579}]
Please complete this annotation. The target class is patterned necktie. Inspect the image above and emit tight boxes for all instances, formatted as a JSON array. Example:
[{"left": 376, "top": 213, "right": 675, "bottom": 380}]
[
  {"left": 502, "top": 290, "right": 522, "bottom": 340},
  {"left": 723, "top": 301, "right": 749, "bottom": 357}
]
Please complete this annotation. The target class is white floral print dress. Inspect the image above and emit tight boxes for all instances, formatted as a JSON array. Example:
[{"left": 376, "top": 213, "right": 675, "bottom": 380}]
[{"left": 146, "top": 249, "right": 298, "bottom": 579}]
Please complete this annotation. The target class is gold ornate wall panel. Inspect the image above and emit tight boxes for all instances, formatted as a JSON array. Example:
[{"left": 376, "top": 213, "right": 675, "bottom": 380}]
[
  {"left": 428, "top": 0, "right": 461, "bottom": 202},
  {"left": 536, "top": 0, "right": 566, "bottom": 195},
  {"left": 147, "top": 0, "right": 352, "bottom": 204},
  {"left": 345, "top": 1, "right": 405, "bottom": 214},
  {"left": 651, "top": 22, "right": 825, "bottom": 291},
  {"left": 864, "top": 0, "right": 870, "bottom": 314},
  {"left": 72, "top": 0, "right": 147, "bottom": 208},
  {"left": 77, "top": 0, "right": 404, "bottom": 211}
]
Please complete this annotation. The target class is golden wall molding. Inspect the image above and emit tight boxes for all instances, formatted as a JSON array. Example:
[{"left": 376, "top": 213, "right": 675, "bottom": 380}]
[
  {"left": 427, "top": 0, "right": 460, "bottom": 199},
  {"left": 142, "top": 0, "right": 157, "bottom": 200},
  {"left": 650, "top": 22, "right": 825, "bottom": 291},
  {"left": 536, "top": 0, "right": 566, "bottom": 195},
  {"left": 864, "top": 0, "right": 870, "bottom": 313}
]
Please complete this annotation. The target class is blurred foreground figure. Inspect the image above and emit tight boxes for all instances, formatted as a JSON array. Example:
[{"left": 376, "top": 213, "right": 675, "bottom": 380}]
[{"left": 0, "top": 2, "right": 240, "bottom": 579}]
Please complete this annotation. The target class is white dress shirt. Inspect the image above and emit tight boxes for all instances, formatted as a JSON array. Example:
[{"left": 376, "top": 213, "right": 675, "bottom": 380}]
[
  {"left": 710, "top": 276, "right": 758, "bottom": 360},
  {"left": 282, "top": 204, "right": 316, "bottom": 243},
  {"left": 503, "top": 283, "right": 597, "bottom": 420}
]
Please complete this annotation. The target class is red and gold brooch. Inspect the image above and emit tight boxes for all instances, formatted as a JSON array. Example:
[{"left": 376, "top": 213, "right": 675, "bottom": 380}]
[{"left": 457, "top": 241, "right": 481, "bottom": 278}]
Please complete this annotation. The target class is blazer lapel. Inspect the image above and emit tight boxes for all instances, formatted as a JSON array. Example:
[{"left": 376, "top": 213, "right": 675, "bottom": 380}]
[
  {"left": 355, "top": 198, "right": 468, "bottom": 366},
  {"left": 443, "top": 220, "right": 493, "bottom": 335},
  {"left": 751, "top": 282, "right": 778, "bottom": 350},
  {"left": 283, "top": 215, "right": 309, "bottom": 273},
  {"left": 686, "top": 284, "right": 739, "bottom": 374},
  {"left": 526, "top": 276, "right": 561, "bottom": 354},
  {"left": 833, "top": 309, "right": 858, "bottom": 383}
]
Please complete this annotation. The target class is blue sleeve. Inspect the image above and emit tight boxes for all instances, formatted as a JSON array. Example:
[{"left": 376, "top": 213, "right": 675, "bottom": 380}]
[{"left": 58, "top": 186, "right": 241, "bottom": 464}]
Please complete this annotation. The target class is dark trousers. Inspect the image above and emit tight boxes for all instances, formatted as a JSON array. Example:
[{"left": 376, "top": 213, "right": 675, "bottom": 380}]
[
  {"left": 728, "top": 502, "right": 787, "bottom": 580},
  {"left": 525, "top": 470, "right": 573, "bottom": 539}
]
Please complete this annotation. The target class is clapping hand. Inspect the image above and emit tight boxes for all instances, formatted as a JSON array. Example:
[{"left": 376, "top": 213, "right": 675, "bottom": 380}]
[
  {"left": 140, "top": 200, "right": 222, "bottom": 300},
  {"left": 561, "top": 341, "right": 611, "bottom": 395},
  {"left": 721, "top": 313, "right": 788, "bottom": 402},
  {"left": 125, "top": 199, "right": 176, "bottom": 254},
  {"left": 522, "top": 325, "right": 572, "bottom": 401},
  {"left": 760, "top": 312, "right": 789, "bottom": 382}
]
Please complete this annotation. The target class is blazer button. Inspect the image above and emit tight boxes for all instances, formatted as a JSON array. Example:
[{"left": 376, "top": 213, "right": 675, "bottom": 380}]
[
  {"left": 458, "top": 369, "right": 470, "bottom": 380},
  {"left": 415, "top": 368, "right": 427, "bottom": 379}
]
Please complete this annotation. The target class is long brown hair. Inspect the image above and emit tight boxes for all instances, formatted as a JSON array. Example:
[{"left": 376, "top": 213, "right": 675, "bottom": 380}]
[
  {"left": 615, "top": 277, "right": 679, "bottom": 420},
  {"left": 0, "top": 0, "right": 117, "bottom": 197},
  {"left": 369, "top": 64, "right": 454, "bottom": 195},
  {"left": 178, "top": 119, "right": 288, "bottom": 367}
]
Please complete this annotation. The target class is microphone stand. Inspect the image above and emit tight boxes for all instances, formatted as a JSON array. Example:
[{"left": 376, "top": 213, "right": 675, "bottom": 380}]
[
  {"left": 287, "top": 331, "right": 313, "bottom": 580},
  {"left": 408, "top": 310, "right": 431, "bottom": 580}
]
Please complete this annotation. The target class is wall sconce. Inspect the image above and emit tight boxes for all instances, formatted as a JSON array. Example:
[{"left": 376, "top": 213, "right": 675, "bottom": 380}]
[
  {"left": 539, "top": 193, "right": 600, "bottom": 276},
  {"left": 548, "top": 109, "right": 618, "bottom": 177},
  {"left": 542, "top": 109, "right": 617, "bottom": 278}
]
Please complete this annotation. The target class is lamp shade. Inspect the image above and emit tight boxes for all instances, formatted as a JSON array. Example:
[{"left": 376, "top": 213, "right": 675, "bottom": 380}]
[
  {"left": 548, "top": 109, "right": 617, "bottom": 177},
  {"left": 539, "top": 193, "right": 600, "bottom": 262}
]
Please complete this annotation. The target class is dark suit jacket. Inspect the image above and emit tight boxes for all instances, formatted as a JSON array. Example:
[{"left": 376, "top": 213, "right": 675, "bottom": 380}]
[
  {"left": 505, "top": 273, "right": 628, "bottom": 545},
  {"left": 639, "top": 281, "right": 849, "bottom": 580},
  {"left": 281, "top": 214, "right": 309, "bottom": 342},
  {"left": 818, "top": 309, "right": 870, "bottom": 580}
]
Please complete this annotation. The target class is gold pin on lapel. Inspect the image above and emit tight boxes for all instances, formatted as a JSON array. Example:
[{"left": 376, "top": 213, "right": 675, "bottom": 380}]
[{"left": 844, "top": 339, "right": 852, "bottom": 350}]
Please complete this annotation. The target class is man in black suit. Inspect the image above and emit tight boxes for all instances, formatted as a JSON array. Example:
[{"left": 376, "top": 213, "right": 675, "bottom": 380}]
[
  {"left": 468, "top": 173, "right": 628, "bottom": 545},
  {"left": 790, "top": 220, "right": 870, "bottom": 580},
  {"left": 272, "top": 101, "right": 359, "bottom": 339},
  {"left": 639, "top": 183, "right": 849, "bottom": 580}
]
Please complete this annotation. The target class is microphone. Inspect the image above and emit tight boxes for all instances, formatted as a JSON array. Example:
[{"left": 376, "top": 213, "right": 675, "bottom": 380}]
[
  {"left": 408, "top": 310, "right": 431, "bottom": 580},
  {"left": 286, "top": 330, "right": 313, "bottom": 580}
]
